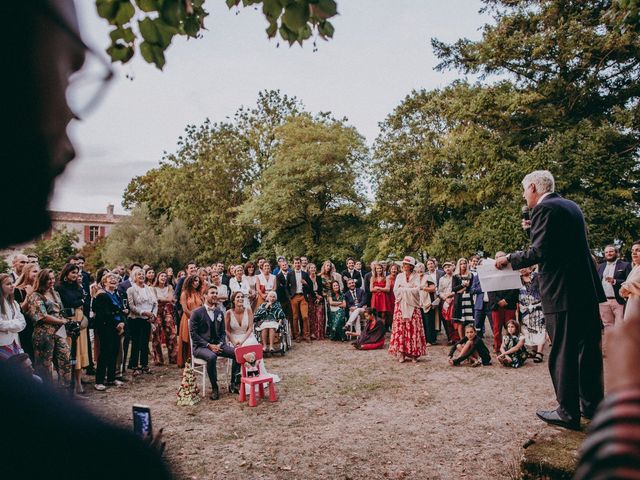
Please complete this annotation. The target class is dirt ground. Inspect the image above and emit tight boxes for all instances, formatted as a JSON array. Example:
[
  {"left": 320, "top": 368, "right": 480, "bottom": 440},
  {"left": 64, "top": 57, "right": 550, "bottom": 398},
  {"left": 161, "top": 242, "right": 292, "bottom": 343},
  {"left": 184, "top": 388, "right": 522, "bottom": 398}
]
[{"left": 84, "top": 331, "right": 556, "bottom": 480}]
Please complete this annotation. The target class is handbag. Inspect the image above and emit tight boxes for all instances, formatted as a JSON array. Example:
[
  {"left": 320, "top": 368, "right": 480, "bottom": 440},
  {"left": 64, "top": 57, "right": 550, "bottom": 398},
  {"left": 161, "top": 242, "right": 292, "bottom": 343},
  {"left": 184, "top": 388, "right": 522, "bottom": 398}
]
[{"left": 74, "top": 308, "right": 89, "bottom": 330}]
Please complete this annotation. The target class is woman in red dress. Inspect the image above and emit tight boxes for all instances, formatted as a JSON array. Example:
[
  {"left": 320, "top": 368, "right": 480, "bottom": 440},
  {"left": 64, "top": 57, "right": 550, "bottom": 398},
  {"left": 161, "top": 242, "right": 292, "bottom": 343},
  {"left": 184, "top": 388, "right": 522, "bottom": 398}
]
[
  {"left": 370, "top": 262, "right": 391, "bottom": 327},
  {"left": 388, "top": 256, "right": 427, "bottom": 363}
]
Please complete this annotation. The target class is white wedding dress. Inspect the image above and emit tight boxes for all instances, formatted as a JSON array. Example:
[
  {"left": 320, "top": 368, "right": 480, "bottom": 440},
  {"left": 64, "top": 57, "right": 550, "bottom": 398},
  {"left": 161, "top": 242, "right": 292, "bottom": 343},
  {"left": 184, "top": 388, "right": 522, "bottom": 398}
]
[{"left": 228, "top": 309, "right": 280, "bottom": 388}]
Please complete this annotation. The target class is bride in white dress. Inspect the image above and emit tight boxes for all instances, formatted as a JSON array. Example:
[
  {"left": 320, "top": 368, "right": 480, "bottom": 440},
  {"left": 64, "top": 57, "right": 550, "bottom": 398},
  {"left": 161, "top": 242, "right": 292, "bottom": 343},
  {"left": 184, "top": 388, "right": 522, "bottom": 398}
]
[{"left": 225, "top": 291, "right": 280, "bottom": 387}]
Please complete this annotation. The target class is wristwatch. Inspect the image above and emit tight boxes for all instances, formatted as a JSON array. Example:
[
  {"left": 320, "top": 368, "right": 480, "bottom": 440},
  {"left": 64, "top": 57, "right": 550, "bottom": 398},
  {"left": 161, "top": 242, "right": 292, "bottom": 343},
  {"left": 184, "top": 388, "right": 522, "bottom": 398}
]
[{"left": 506, "top": 253, "right": 512, "bottom": 263}]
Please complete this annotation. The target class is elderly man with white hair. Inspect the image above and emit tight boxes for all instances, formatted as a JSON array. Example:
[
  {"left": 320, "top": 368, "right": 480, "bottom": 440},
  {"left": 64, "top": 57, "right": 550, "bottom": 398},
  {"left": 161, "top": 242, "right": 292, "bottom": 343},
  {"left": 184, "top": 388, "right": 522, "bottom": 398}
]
[{"left": 496, "top": 170, "right": 605, "bottom": 430}]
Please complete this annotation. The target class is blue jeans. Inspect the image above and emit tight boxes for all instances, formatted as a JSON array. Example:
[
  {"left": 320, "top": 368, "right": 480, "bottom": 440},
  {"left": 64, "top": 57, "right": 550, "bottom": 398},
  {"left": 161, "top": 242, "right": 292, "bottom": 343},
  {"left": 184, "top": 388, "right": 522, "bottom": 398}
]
[{"left": 474, "top": 305, "right": 491, "bottom": 336}]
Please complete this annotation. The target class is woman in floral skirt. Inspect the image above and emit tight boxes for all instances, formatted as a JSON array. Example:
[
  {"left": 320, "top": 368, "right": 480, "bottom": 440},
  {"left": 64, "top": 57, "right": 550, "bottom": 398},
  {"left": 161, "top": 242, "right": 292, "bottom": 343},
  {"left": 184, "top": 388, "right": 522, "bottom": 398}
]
[{"left": 388, "top": 256, "right": 427, "bottom": 363}]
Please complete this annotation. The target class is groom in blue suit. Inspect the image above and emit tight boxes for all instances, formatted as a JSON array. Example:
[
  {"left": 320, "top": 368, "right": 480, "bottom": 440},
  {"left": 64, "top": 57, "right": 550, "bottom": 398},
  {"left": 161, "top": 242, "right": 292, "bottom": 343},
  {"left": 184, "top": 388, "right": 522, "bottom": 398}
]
[{"left": 190, "top": 286, "right": 240, "bottom": 400}]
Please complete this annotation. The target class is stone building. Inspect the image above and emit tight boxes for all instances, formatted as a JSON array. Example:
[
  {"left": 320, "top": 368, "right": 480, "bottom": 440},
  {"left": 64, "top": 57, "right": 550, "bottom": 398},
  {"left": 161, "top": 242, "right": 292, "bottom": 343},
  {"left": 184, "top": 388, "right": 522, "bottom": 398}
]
[{"left": 1, "top": 205, "right": 127, "bottom": 262}]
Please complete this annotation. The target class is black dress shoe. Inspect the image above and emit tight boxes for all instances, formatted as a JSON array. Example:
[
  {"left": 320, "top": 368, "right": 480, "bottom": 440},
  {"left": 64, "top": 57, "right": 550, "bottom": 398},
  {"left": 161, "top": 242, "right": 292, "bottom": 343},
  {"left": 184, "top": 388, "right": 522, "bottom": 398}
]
[
  {"left": 536, "top": 410, "right": 580, "bottom": 430},
  {"left": 581, "top": 410, "right": 595, "bottom": 420},
  {"left": 210, "top": 385, "right": 220, "bottom": 401}
]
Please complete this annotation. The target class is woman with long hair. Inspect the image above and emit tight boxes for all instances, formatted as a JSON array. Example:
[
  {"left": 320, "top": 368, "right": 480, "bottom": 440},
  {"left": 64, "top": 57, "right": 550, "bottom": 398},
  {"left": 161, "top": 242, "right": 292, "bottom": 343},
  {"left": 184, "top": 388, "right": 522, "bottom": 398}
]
[
  {"left": 177, "top": 274, "right": 203, "bottom": 367},
  {"left": 370, "top": 262, "right": 391, "bottom": 329},
  {"left": 27, "top": 269, "right": 71, "bottom": 384},
  {"left": 92, "top": 272, "right": 126, "bottom": 390},
  {"left": 388, "top": 256, "right": 427, "bottom": 363},
  {"left": 452, "top": 257, "right": 474, "bottom": 341},
  {"left": 243, "top": 261, "right": 258, "bottom": 311},
  {"left": 126, "top": 268, "right": 157, "bottom": 375},
  {"left": 144, "top": 268, "right": 156, "bottom": 286},
  {"left": 0, "top": 273, "right": 26, "bottom": 359},
  {"left": 56, "top": 263, "right": 90, "bottom": 393},
  {"left": 197, "top": 267, "right": 209, "bottom": 294},
  {"left": 307, "top": 263, "right": 325, "bottom": 340},
  {"left": 225, "top": 291, "right": 279, "bottom": 388},
  {"left": 14, "top": 263, "right": 39, "bottom": 359},
  {"left": 151, "top": 270, "right": 177, "bottom": 365},
  {"left": 621, "top": 240, "right": 640, "bottom": 322},
  {"left": 255, "top": 261, "right": 277, "bottom": 306},
  {"left": 327, "top": 280, "right": 347, "bottom": 341}
]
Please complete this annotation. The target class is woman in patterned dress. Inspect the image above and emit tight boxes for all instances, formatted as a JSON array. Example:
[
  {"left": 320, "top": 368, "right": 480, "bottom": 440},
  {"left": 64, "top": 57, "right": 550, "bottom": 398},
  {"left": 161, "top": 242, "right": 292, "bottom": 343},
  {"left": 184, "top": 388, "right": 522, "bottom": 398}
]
[
  {"left": 388, "top": 256, "right": 427, "bottom": 363},
  {"left": 307, "top": 263, "right": 325, "bottom": 340},
  {"left": 518, "top": 267, "right": 546, "bottom": 363},
  {"left": 327, "top": 280, "right": 347, "bottom": 341},
  {"left": 452, "top": 257, "right": 474, "bottom": 341},
  {"left": 27, "top": 269, "right": 71, "bottom": 384},
  {"left": 151, "top": 271, "right": 177, "bottom": 365}
]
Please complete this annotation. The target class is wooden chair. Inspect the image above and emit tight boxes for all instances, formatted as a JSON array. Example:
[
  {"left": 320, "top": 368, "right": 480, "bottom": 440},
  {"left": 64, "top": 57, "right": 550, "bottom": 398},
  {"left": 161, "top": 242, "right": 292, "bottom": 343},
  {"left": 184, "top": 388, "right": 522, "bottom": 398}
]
[{"left": 234, "top": 344, "right": 277, "bottom": 407}]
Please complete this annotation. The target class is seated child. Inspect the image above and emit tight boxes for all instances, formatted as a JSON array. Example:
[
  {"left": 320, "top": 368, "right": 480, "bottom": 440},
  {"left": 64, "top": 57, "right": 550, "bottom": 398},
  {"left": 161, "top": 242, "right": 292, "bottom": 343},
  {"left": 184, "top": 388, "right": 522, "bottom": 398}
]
[
  {"left": 497, "top": 320, "right": 527, "bottom": 368},
  {"left": 353, "top": 308, "right": 385, "bottom": 350},
  {"left": 448, "top": 324, "right": 492, "bottom": 367}
]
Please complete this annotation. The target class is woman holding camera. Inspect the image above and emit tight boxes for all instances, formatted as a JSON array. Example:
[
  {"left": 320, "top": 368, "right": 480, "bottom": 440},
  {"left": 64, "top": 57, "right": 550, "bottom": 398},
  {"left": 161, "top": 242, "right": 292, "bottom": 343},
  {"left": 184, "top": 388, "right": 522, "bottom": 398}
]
[
  {"left": 26, "top": 269, "right": 71, "bottom": 384},
  {"left": 56, "top": 263, "right": 89, "bottom": 394},
  {"left": 93, "top": 273, "right": 127, "bottom": 390},
  {"left": 126, "top": 268, "right": 157, "bottom": 375}
]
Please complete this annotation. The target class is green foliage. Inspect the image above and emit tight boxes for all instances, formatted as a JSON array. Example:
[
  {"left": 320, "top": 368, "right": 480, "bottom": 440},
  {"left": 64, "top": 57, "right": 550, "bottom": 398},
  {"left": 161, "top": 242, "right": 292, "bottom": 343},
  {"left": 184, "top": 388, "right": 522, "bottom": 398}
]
[
  {"left": 238, "top": 113, "right": 370, "bottom": 261},
  {"left": 25, "top": 229, "right": 78, "bottom": 272},
  {"left": 371, "top": 0, "right": 640, "bottom": 259},
  {"left": 123, "top": 90, "right": 303, "bottom": 263},
  {"left": 0, "top": 256, "right": 9, "bottom": 274},
  {"left": 102, "top": 206, "right": 198, "bottom": 270},
  {"left": 77, "top": 236, "right": 108, "bottom": 274},
  {"left": 96, "top": 0, "right": 339, "bottom": 69}
]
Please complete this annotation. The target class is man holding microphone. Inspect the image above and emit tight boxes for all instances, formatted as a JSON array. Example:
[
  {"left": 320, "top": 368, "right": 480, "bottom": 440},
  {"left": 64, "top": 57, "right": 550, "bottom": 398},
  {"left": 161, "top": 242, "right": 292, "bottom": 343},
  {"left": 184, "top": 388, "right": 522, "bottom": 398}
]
[{"left": 495, "top": 170, "right": 604, "bottom": 430}]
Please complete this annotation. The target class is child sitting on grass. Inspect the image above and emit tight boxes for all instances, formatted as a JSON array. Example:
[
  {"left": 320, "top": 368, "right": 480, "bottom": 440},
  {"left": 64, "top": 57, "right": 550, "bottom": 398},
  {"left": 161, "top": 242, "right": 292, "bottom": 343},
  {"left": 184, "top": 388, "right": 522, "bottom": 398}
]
[
  {"left": 448, "top": 324, "right": 492, "bottom": 367},
  {"left": 497, "top": 320, "right": 528, "bottom": 368}
]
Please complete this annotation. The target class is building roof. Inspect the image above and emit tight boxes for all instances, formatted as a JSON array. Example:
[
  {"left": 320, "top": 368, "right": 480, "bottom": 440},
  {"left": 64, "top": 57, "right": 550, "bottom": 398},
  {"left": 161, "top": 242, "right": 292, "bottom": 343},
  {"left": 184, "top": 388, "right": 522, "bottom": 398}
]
[{"left": 49, "top": 208, "right": 127, "bottom": 225}]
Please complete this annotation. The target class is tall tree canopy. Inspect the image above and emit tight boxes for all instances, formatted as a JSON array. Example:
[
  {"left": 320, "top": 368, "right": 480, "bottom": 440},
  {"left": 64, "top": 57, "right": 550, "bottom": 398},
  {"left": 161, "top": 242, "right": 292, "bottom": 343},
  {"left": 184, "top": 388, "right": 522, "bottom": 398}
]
[
  {"left": 371, "top": 0, "right": 640, "bottom": 260},
  {"left": 123, "top": 92, "right": 372, "bottom": 263},
  {"left": 238, "top": 113, "right": 370, "bottom": 260}
]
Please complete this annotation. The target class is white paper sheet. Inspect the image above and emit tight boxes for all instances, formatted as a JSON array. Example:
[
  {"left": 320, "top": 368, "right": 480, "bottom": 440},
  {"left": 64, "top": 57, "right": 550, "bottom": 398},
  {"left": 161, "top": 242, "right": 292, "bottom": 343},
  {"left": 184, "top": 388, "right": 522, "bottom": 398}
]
[{"left": 476, "top": 258, "right": 523, "bottom": 292}]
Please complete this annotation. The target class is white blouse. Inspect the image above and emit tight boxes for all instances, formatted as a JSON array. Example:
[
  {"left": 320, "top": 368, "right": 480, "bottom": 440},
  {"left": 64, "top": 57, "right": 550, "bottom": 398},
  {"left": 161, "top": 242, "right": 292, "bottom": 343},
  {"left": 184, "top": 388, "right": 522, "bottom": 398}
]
[{"left": 0, "top": 299, "right": 26, "bottom": 347}]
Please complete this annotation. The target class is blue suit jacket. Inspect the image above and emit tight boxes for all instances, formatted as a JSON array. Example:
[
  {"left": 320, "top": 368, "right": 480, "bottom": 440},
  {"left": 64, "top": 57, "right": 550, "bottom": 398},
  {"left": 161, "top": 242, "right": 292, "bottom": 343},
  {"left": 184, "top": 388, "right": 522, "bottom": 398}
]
[{"left": 345, "top": 288, "right": 366, "bottom": 309}]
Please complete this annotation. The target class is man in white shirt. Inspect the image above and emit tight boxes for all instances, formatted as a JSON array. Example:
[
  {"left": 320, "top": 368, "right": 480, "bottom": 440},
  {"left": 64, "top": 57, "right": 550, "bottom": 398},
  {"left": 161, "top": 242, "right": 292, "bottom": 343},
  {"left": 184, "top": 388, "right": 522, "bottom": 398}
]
[{"left": 597, "top": 245, "right": 631, "bottom": 331}]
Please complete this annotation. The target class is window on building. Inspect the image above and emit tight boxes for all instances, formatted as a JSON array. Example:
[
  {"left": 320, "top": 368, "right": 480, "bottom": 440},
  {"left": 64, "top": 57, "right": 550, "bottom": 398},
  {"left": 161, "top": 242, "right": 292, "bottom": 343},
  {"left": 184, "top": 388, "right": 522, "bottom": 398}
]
[{"left": 89, "top": 225, "right": 100, "bottom": 242}]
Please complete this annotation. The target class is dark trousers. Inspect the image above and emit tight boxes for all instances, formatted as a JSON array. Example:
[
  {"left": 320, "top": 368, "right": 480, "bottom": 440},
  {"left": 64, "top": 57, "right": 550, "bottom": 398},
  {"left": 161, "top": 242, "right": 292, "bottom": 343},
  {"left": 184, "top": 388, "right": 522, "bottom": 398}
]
[
  {"left": 127, "top": 317, "right": 151, "bottom": 369},
  {"left": 193, "top": 344, "right": 239, "bottom": 387},
  {"left": 422, "top": 308, "right": 437, "bottom": 344},
  {"left": 95, "top": 326, "right": 118, "bottom": 384},
  {"left": 546, "top": 308, "right": 603, "bottom": 421},
  {"left": 474, "top": 304, "right": 491, "bottom": 336}
]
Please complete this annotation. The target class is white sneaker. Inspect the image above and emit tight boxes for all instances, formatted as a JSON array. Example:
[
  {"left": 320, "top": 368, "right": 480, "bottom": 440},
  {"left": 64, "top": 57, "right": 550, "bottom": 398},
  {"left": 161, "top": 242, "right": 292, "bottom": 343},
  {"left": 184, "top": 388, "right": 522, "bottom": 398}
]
[
  {"left": 114, "top": 380, "right": 124, "bottom": 387},
  {"left": 94, "top": 384, "right": 107, "bottom": 391}
]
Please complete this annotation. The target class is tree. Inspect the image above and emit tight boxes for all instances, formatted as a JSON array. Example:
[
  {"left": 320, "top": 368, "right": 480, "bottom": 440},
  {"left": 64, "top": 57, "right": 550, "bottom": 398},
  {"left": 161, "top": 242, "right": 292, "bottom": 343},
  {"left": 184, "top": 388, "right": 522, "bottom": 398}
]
[
  {"left": 77, "top": 236, "right": 109, "bottom": 274},
  {"left": 25, "top": 228, "right": 78, "bottom": 272},
  {"left": 370, "top": 1, "right": 640, "bottom": 260},
  {"left": 96, "top": 0, "right": 338, "bottom": 69},
  {"left": 238, "top": 113, "right": 370, "bottom": 261},
  {"left": 0, "top": 256, "right": 9, "bottom": 274},
  {"left": 102, "top": 206, "right": 199, "bottom": 270},
  {"left": 123, "top": 90, "right": 303, "bottom": 263}
]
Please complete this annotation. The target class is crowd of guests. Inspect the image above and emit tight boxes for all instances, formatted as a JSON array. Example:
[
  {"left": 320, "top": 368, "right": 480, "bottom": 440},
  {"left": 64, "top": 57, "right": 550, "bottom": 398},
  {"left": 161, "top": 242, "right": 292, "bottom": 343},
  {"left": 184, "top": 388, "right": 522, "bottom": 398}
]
[{"left": 1, "top": 244, "right": 638, "bottom": 398}]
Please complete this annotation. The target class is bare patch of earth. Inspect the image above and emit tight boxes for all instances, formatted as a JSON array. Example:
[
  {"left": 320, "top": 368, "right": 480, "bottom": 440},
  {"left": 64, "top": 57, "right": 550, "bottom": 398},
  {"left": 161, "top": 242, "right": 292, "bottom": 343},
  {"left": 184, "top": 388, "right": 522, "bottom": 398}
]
[{"left": 84, "top": 334, "right": 556, "bottom": 480}]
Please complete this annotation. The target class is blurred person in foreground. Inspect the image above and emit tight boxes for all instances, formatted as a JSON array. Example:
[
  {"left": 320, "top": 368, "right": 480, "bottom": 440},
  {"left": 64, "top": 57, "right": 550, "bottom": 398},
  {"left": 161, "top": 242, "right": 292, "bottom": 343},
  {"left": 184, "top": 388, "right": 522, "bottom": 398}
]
[{"left": 0, "top": 3, "right": 171, "bottom": 477}]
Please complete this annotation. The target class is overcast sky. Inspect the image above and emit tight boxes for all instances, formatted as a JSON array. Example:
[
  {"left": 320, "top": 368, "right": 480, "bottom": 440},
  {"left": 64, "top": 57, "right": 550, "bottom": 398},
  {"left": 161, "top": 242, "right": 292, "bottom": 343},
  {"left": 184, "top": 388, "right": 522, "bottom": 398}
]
[{"left": 52, "top": 0, "right": 487, "bottom": 214}]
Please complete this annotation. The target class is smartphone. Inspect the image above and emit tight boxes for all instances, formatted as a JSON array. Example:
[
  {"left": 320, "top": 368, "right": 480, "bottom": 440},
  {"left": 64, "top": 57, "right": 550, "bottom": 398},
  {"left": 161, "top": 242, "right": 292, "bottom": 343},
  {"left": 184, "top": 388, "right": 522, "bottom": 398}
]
[{"left": 132, "top": 404, "right": 152, "bottom": 438}]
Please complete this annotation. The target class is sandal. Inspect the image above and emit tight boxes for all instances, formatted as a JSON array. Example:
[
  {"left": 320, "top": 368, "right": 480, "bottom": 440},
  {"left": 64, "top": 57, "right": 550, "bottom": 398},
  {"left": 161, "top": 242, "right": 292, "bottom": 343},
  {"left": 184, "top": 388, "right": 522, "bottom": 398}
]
[{"left": 533, "top": 352, "right": 544, "bottom": 363}]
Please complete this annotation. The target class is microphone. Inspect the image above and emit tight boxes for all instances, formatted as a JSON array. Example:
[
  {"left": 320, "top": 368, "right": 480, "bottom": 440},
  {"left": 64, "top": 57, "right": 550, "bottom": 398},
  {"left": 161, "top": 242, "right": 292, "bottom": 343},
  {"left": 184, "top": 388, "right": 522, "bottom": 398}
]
[{"left": 521, "top": 205, "right": 530, "bottom": 221}]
